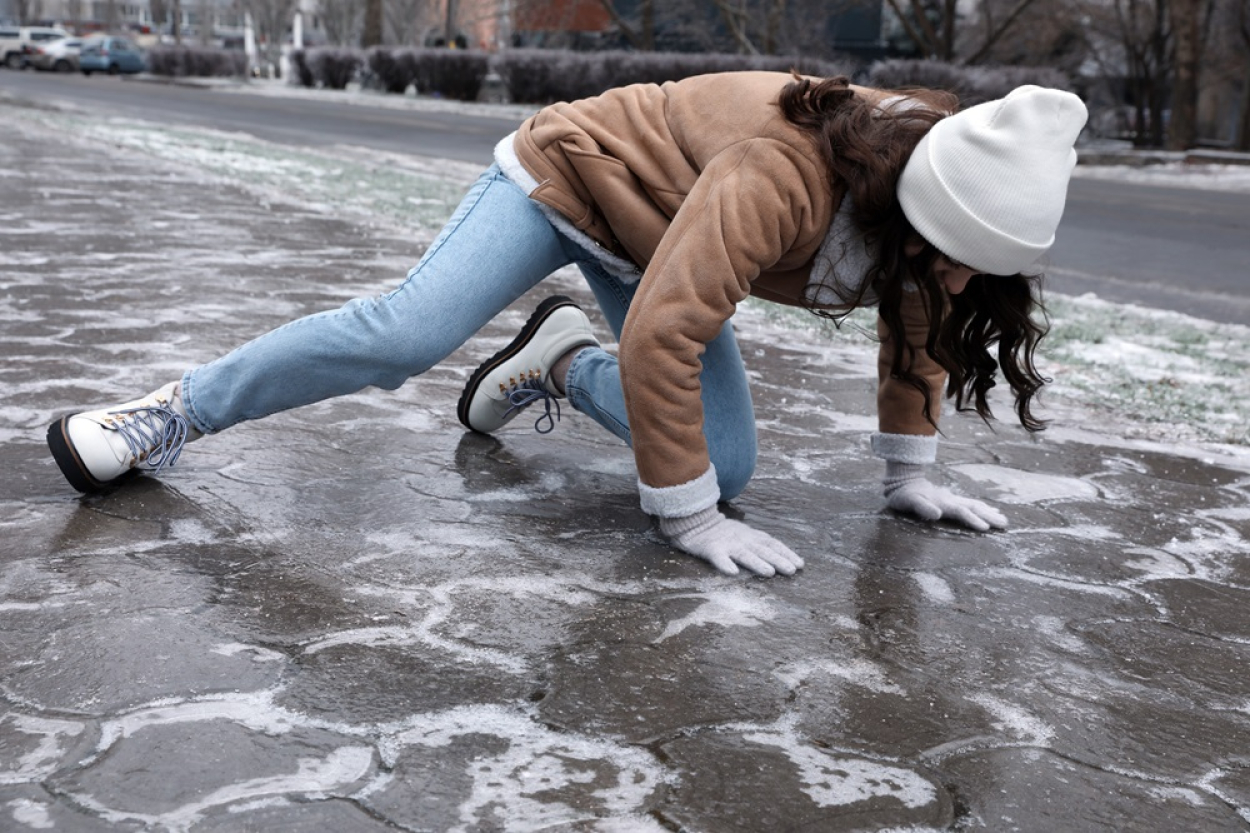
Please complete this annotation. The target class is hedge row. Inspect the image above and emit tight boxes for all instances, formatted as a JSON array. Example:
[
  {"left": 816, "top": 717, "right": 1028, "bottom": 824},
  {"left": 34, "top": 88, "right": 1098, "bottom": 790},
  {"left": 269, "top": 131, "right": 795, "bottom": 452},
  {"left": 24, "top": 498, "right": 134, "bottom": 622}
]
[
  {"left": 293, "top": 46, "right": 852, "bottom": 103},
  {"left": 144, "top": 43, "right": 1072, "bottom": 107},
  {"left": 866, "top": 59, "right": 1072, "bottom": 105},
  {"left": 490, "top": 48, "right": 850, "bottom": 105},
  {"left": 147, "top": 45, "right": 248, "bottom": 78}
]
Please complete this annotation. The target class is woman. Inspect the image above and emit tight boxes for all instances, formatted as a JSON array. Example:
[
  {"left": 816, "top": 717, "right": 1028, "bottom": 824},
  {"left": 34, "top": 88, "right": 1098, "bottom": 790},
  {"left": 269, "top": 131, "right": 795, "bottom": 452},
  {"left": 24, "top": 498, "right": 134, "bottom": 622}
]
[{"left": 46, "top": 72, "right": 1088, "bottom": 578}]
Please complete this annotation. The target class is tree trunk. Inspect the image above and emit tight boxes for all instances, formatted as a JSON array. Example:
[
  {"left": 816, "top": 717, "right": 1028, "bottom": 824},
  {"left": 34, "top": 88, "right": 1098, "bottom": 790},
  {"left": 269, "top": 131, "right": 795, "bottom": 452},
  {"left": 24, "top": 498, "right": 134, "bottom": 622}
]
[
  {"left": 1238, "top": 64, "right": 1250, "bottom": 151},
  {"left": 1167, "top": 0, "right": 1201, "bottom": 149},
  {"left": 362, "top": 0, "right": 383, "bottom": 47}
]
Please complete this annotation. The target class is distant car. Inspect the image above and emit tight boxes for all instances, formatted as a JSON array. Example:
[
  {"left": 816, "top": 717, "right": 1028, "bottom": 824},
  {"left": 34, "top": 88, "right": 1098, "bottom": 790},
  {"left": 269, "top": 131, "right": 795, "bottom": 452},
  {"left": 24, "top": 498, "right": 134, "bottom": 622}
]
[
  {"left": 78, "top": 35, "right": 145, "bottom": 76},
  {"left": 0, "top": 25, "right": 72, "bottom": 69},
  {"left": 27, "top": 36, "right": 82, "bottom": 72}
]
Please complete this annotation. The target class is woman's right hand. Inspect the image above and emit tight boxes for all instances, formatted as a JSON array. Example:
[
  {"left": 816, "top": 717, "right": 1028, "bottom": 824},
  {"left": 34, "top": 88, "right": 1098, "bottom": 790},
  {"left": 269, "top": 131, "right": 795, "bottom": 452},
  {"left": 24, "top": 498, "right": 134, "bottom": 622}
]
[{"left": 659, "top": 506, "right": 804, "bottom": 577}]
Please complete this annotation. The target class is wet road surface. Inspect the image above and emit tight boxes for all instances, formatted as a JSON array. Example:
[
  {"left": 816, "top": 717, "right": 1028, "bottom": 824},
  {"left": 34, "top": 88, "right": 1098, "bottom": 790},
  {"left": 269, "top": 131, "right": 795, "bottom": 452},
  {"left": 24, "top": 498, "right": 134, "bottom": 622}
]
[{"left": 3, "top": 97, "right": 1250, "bottom": 831}]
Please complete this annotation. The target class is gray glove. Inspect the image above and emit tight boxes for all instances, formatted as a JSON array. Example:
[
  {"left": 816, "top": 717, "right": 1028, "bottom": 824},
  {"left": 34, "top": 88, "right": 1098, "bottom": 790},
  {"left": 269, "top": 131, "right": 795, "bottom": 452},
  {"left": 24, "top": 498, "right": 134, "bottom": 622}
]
[
  {"left": 659, "top": 506, "right": 804, "bottom": 577},
  {"left": 884, "top": 462, "right": 1008, "bottom": 531}
]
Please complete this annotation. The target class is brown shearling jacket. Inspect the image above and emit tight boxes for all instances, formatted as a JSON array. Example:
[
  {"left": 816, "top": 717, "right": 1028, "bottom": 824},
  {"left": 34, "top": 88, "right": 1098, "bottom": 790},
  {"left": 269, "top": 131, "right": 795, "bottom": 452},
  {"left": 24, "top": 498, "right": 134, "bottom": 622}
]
[{"left": 510, "top": 71, "right": 946, "bottom": 503}]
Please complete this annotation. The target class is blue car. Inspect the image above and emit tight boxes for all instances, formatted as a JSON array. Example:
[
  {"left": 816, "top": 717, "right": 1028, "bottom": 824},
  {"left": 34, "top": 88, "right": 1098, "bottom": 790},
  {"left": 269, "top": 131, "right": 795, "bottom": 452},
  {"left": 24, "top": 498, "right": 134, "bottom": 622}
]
[{"left": 78, "top": 36, "right": 145, "bottom": 75}]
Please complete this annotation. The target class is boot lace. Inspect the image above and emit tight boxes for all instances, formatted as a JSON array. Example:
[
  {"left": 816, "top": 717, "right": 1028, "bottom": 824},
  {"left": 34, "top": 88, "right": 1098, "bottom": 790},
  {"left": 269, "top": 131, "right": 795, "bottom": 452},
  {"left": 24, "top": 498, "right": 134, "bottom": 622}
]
[
  {"left": 109, "top": 403, "right": 191, "bottom": 471},
  {"left": 503, "top": 373, "right": 561, "bottom": 434}
]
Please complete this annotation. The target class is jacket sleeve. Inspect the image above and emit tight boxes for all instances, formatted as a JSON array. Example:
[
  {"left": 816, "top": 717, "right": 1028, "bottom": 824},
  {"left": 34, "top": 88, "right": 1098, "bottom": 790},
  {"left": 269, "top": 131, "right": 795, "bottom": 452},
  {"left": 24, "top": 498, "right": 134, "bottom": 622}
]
[
  {"left": 871, "top": 286, "right": 947, "bottom": 464},
  {"left": 618, "top": 138, "right": 826, "bottom": 517}
]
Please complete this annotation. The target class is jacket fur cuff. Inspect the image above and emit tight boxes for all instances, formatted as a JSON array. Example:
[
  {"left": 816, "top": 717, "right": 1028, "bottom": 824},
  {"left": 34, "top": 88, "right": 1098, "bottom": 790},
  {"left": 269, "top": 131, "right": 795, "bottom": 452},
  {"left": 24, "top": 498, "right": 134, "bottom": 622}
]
[
  {"left": 638, "top": 466, "right": 721, "bottom": 519},
  {"left": 871, "top": 432, "right": 938, "bottom": 465}
]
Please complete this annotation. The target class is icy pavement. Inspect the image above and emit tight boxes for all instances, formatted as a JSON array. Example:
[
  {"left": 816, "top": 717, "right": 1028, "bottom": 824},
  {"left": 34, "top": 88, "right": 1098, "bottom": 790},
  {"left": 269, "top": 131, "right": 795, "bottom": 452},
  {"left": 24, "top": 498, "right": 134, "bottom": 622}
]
[{"left": 4, "top": 98, "right": 1250, "bottom": 831}]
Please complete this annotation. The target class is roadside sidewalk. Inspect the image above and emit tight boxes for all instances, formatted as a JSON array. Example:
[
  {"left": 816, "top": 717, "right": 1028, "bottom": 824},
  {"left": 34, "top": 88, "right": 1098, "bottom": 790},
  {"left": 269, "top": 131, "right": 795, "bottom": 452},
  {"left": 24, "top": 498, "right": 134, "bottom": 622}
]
[{"left": 3, "top": 100, "right": 1250, "bottom": 831}]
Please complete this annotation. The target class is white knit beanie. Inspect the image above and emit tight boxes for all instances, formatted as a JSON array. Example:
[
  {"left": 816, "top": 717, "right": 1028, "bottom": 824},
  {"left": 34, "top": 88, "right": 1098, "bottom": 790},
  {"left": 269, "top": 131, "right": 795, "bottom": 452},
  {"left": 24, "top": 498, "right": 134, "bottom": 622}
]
[{"left": 897, "top": 85, "right": 1088, "bottom": 276}]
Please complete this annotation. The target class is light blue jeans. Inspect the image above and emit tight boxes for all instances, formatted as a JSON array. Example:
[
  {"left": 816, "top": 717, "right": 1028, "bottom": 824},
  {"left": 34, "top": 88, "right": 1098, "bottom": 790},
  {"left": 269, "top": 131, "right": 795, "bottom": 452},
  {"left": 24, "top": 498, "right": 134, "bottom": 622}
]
[{"left": 180, "top": 165, "right": 758, "bottom": 499}]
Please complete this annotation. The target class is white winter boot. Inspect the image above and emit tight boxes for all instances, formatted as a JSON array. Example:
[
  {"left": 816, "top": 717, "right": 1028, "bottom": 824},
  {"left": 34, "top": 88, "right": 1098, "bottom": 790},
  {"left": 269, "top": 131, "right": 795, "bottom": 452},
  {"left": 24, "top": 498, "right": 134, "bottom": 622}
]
[
  {"left": 457, "top": 295, "right": 600, "bottom": 435},
  {"left": 47, "top": 381, "right": 202, "bottom": 493}
]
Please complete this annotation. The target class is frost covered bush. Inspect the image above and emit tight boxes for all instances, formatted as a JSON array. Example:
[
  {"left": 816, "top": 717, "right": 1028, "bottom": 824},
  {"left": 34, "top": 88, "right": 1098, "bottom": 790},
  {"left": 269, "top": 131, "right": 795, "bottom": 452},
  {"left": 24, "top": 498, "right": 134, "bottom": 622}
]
[
  {"left": 355, "top": 47, "right": 490, "bottom": 100},
  {"left": 296, "top": 46, "right": 852, "bottom": 103},
  {"left": 866, "top": 59, "right": 1071, "bottom": 106},
  {"left": 494, "top": 49, "right": 851, "bottom": 105},
  {"left": 304, "top": 47, "right": 364, "bottom": 90},
  {"left": 368, "top": 47, "right": 419, "bottom": 94},
  {"left": 291, "top": 49, "right": 314, "bottom": 87},
  {"left": 416, "top": 49, "right": 491, "bottom": 101},
  {"left": 147, "top": 46, "right": 247, "bottom": 78}
]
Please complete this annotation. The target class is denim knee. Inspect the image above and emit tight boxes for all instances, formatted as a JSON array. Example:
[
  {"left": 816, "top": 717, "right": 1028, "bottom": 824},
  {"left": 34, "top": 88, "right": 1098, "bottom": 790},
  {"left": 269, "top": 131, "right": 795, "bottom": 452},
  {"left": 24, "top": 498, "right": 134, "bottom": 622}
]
[{"left": 712, "top": 438, "right": 757, "bottom": 501}]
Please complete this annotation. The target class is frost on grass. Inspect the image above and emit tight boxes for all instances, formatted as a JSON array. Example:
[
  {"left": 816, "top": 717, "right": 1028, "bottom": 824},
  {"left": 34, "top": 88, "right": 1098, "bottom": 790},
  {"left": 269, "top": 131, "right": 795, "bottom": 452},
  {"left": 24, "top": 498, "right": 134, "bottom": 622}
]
[
  {"left": 7, "top": 107, "right": 474, "bottom": 234},
  {"left": 747, "top": 290, "right": 1250, "bottom": 450},
  {"left": 1042, "top": 293, "right": 1250, "bottom": 446}
]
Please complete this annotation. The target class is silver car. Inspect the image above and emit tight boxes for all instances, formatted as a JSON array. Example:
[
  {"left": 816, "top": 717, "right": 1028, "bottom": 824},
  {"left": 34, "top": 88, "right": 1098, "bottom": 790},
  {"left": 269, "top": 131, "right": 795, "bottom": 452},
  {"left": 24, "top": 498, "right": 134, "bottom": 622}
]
[
  {"left": 27, "top": 36, "right": 83, "bottom": 72},
  {"left": 0, "top": 24, "right": 72, "bottom": 69}
]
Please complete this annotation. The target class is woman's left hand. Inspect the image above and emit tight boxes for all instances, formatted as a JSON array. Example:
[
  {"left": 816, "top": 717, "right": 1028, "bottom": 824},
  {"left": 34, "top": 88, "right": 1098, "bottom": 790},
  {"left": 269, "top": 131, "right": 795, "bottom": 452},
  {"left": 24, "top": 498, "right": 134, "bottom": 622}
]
[{"left": 883, "top": 462, "right": 1008, "bottom": 531}]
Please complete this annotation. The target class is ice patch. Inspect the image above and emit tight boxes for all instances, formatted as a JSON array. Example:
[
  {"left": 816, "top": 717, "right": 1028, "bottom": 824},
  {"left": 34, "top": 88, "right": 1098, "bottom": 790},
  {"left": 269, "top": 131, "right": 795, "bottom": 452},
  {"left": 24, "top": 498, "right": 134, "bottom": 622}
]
[
  {"left": 211, "top": 643, "right": 287, "bottom": 663},
  {"left": 0, "top": 601, "right": 64, "bottom": 613},
  {"left": 968, "top": 693, "right": 1054, "bottom": 745},
  {"left": 1030, "top": 615, "right": 1089, "bottom": 653},
  {"left": 6, "top": 799, "right": 53, "bottom": 829},
  {"left": 306, "top": 575, "right": 602, "bottom": 672},
  {"left": 744, "top": 721, "right": 935, "bottom": 810},
  {"left": 653, "top": 587, "right": 779, "bottom": 643},
  {"left": 95, "top": 691, "right": 299, "bottom": 754},
  {"left": 1007, "top": 523, "right": 1122, "bottom": 541},
  {"left": 912, "top": 572, "right": 954, "bottom": 604},
  {"left": 951, "top": 464, "right": 1100, "bottom": 504},
  {"left": 0, "top": 714, "right": 85, "bottom": 785},
  {"left": 387, "top": 704, "right": 668, "bottom": 832},
  {"left": 977, "top": 566, "right": 1130, "bottom": 598},
  {"left": 1147, "top": 785, "right": 1206, "bottom": 806},
  {"left": 74, "top": 746, "right": 373, "bottom": 830},
  {"left": 1122, "top": 547, "right": 1193, "bottom": 578},
  {"left": 774, "top": 658, "right": 904, "bottom": 696},
  {"left": 169, "top": 518, "right": 218, "bottom": 544}
]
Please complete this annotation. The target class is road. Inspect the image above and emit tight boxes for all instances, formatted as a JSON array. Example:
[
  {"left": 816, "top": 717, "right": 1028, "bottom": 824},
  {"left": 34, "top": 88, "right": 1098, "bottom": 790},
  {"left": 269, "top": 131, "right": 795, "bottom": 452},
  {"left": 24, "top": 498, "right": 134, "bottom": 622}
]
[
  {"left": 0, "top": 69, "right": 523, "bottom": 163},
  {"left": 3, "top": 70, "right": 1248, "bottom": 325}
]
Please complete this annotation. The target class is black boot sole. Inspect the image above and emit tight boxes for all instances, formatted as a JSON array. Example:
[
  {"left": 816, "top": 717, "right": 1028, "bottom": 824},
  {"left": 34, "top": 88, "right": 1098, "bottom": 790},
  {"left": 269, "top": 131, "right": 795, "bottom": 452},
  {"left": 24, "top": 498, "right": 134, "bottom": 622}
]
[
  {"left": 47, "top": 417, "right": 110, "bottom": 493},
  {"left": 457, "top": 295, "right": 577, "bottom": 434}
]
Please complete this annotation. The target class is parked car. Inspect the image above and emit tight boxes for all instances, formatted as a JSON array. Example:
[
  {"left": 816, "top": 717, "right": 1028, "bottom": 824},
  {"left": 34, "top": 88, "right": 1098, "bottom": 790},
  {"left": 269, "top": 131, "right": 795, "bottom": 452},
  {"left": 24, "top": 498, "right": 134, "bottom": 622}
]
[
  {"left": 0, "top": 25, "right": 72, "bottom": 69},
  {"left": 26, "top": 36, "right": 82, "bottom": 72},
  {"left": 78, "top": 35, "right": 145, "bottom": 76}
]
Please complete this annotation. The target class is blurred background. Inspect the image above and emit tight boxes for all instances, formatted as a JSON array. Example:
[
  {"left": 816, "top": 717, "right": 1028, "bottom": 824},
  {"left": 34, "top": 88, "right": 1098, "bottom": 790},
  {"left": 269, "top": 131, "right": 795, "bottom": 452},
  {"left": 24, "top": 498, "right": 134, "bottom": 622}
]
[{"left": 1, "top": 0, "right": 1246, "bottom": 152}]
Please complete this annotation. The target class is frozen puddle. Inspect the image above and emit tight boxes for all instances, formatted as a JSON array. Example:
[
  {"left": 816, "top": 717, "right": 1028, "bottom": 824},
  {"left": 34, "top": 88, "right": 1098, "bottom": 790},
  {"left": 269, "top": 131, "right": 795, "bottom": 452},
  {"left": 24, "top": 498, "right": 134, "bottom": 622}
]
[{"left": 951, "top": 464, "right": 1101, "bottom": 504}]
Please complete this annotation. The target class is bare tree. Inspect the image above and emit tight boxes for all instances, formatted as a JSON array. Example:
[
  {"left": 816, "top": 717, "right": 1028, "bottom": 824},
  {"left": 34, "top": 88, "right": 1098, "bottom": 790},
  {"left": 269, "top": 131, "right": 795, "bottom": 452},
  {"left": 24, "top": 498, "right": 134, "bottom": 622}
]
[
  {"left": 1166, "top": 0, "right": 1202, "bottom": 148},
  {"left": 363, "top": 0, "right": 383, "bottom": 45},
  {"left": 13, "top": 0, "right": 41, "bottom": 24},
  {"left": 320, "top": 0, "right": 363, "bottom": 46},
  {"left": 1108, "top": 0, "right": 1170, "bottom": 146},
  {"left": 594, "top": 0, "right": 655, "bottom": 50},
  {"left": 885, "top": 0, "right": 957, "bottom": 59},
  {"left": 239, "top": 0, "right": 297, "bottom": 75},
  {"left": 64, "top": 0, "right": 84, "bottom": 26},
  {"left": 882, "top": 0, "right": 1042, "bottom": 63},
  {"left": 714, "top": 0, "right": 760, "bottom": 53},
  {"left": 966, "top": 0, "right": 1086, "bottom": 76},
  {"left": 385, "top": 0, "right": 434, "bottom": 46},
  {"left": 197, "top": 0, "right": 214, "bottom": 44},
  {"left": 149, "top": 0, "right": 167, "bottom": 34},
  {"left": 1236, "top": 0, "right": 1250, "bottom": 148}
]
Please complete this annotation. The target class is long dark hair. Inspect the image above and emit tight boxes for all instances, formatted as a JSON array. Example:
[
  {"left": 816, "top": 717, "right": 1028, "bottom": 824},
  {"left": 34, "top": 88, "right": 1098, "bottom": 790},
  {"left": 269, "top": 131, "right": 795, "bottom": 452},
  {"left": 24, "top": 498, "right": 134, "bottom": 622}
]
[{"left": 778, "top": 74, "right": 1049, "bottom": 432}]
